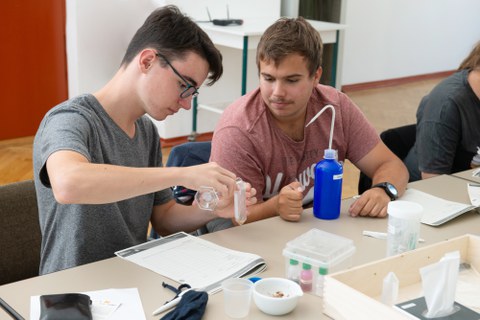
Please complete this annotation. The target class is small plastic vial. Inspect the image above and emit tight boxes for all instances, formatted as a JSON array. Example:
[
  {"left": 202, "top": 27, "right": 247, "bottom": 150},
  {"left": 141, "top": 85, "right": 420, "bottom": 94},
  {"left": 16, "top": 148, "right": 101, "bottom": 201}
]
[
  {"left": 300, "top": 263, "right": 313, "bottom": 292},
  {"left": 234, "top": 178, "right": 247, "bottom": 224},
  {"left": 315, "top": 266, "right": 328, "bottom": 297},
  {"left": 287, "top": 259, "right": 301, "bottom": 284}
]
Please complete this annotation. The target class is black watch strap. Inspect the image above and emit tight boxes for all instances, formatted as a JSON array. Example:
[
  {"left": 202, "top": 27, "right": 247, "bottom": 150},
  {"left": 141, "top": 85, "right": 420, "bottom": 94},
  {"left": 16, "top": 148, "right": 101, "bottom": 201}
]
[{"left": 371, "top": 182, "right": 398, "bottom": 201}]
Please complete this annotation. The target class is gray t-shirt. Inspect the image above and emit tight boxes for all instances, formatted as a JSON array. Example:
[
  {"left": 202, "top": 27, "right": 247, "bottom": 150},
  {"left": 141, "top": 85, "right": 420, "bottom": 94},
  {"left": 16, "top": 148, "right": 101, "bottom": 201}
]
[
  {"left": 405, "top": 69, "right": 480, "bottom": 180},
  {"left": 33, "top": 94, "right": 172, "bottom": 275}
]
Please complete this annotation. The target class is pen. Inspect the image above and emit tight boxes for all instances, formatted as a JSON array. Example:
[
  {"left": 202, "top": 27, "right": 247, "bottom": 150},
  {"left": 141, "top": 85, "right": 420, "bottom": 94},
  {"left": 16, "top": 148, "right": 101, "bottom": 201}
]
[
  {"left": 363, "top": 230, "right": 425, "bottom": 243},
  {"left": 152, "top": 289, "right": 190, "bottom": 316}
]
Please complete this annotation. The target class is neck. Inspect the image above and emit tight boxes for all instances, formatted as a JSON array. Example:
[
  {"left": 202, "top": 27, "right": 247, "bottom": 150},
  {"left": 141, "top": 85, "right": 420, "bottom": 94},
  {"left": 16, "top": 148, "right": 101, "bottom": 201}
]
[
  {"left": 271, "top": 111, "right": 307, "bottom": 142},
  {"left": 94, "top": 69, "right": 142, "bottom": 138}
]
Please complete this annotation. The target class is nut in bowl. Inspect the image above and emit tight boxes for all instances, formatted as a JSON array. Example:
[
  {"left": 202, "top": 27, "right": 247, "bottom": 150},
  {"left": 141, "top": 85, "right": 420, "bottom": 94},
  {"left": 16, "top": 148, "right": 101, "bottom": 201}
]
[{"left": 253, "top": 277, "right": 303, "bottom": 316}]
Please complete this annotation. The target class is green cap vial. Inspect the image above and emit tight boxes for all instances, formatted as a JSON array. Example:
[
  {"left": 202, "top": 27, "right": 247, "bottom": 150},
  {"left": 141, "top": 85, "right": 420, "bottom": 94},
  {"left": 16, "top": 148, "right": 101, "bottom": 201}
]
[{"left": 319, "top": 266, "right": 328, "bottom": 275}]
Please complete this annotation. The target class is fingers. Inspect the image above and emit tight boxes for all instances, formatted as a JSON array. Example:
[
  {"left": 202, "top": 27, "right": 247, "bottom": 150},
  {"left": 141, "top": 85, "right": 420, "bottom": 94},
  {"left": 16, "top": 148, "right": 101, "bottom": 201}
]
[
  {"left": 281, "top": 183, "right": 304, "bottom": 200},
  {"left": 281, "top": 209, "right": 303, "bottom": 221},
  {"left": 349, "top": 189, "right": 389, "bottom": 218},
  {"left": 277, "top": 184, "right": 304, "bottom": 222},
  {"left": 278, "top": 201, "right": 303, "bottom": 221},
  {"left": 187, "top": 162, "right": 237, "bottom": 196},
  {"left": 245, "top": 183, "right": 257, "bottom": 206},
  {"left": 287, "top": 181, "right": 305, "bottom": 193}
]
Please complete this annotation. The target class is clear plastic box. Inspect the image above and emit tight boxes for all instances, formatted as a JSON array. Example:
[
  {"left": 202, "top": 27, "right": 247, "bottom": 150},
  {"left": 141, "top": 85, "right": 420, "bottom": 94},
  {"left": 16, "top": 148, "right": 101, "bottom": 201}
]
[{"left": 282, "top": 228, "right": 356, "bottom": 296}]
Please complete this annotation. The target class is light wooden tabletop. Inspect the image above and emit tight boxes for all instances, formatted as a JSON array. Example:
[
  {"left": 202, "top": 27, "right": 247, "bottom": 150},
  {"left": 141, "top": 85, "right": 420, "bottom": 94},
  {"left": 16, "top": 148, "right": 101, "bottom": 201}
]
[{"left": 1, "top": 173, "right": 478, "bottom": 319}]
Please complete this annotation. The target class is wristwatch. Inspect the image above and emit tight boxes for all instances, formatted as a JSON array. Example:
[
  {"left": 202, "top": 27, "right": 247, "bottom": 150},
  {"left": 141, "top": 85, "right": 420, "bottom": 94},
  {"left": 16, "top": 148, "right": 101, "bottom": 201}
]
[{"left": 371, "top": 182, "right": 398, "bottom": 201}]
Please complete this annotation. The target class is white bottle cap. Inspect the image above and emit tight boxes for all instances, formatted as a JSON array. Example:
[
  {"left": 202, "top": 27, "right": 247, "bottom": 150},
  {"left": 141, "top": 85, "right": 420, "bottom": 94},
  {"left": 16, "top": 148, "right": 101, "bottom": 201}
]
[
  {"left": 387, "top": 200, "right": 423, "bottom": 220},
  {"left": 324, "top": 149, "right": 336, "bottom": 159}
]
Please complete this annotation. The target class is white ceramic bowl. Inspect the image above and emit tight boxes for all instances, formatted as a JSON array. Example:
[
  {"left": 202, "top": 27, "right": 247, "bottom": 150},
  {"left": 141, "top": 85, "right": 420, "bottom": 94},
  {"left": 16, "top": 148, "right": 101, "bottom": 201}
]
[{"left": 253, "top": 277, "right": 303, "bottom": 316}]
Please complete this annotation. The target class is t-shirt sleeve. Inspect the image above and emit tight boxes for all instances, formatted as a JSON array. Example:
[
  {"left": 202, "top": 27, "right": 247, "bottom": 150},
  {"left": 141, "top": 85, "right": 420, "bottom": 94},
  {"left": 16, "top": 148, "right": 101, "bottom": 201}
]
[
  {"left": 211, "top": 126, "right": 266, "bottom": 202},
  {"left": 339, "top": 93, "right": 380, "bottom": 164},
  {"left": 36, "top": 109, "right": 94, "bottom": 187}
]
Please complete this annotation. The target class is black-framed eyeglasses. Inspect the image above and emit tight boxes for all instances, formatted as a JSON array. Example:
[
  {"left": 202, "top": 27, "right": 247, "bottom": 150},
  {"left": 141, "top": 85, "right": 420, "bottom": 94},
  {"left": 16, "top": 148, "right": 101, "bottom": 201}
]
[{"left": 155, "top": 52, "right": 199, "bottom": 99}]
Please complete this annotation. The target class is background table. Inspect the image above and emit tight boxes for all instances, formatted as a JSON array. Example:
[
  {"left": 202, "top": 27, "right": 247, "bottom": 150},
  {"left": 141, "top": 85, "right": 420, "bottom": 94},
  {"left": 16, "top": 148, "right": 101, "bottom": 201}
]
[{"left": 453, "top": 168, "right": 480, "bottom": 184}]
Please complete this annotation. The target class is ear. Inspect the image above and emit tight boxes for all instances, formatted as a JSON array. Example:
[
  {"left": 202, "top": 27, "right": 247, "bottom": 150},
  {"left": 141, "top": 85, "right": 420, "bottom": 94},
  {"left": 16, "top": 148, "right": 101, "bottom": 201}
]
[
  {"left": 138, "top": 49, "right": 157, "bottom": 72},
  {"left": 313, "top": 67, "right": 323, "bottom": 84}
]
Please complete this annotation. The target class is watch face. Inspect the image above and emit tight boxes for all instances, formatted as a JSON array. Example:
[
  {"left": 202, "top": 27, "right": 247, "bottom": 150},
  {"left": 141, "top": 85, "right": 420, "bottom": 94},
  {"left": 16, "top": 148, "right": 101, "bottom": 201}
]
[{"left": 386, "top": 183, "right": 398, "bottom": 198}]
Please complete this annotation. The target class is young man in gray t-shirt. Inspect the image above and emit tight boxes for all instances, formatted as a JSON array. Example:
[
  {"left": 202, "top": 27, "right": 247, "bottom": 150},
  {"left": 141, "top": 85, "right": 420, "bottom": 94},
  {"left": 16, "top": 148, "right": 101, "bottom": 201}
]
[{"left": 33, "top": 6, "right": 256, "bottom": 275}]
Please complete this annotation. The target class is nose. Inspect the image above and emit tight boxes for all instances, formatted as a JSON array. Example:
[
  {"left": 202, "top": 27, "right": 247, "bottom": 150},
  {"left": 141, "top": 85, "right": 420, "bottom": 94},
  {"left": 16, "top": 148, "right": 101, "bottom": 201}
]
[
  {"left": 272, "top": 81, "right": 286, "bottom": 97},
  {"left": 179, "top": 96, "right": 193, "bottom": 110}
]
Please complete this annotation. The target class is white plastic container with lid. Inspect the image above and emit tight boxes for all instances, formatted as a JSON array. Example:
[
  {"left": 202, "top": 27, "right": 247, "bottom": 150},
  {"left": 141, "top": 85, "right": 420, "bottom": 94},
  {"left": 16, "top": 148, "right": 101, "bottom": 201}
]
[
  {"left": 386, "top": 200, "right": 423, "bottom": 256},
  {"left": 282, "top": 229, "right": 356, "bottom": 296}
]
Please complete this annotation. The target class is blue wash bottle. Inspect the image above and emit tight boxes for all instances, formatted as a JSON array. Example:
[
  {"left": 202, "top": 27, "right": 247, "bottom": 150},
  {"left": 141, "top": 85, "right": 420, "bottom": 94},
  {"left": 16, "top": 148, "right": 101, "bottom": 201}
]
[{"left": 313, "top": 148, "right": 343, "bottom": 219}]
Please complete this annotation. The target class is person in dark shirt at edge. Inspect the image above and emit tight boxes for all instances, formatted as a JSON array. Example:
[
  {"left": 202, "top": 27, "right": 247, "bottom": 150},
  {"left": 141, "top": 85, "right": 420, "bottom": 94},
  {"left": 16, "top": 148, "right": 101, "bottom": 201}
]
[{"left": 404, "top": 41, "right": 480, "bottom": 181}]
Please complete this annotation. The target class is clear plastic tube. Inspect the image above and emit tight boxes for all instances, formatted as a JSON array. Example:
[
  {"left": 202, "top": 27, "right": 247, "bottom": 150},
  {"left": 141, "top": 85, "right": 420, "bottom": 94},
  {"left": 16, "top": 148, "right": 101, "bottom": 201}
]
[
  {"left": 305, "top": 104, "right": 335, "bottom": 150},
  {"left": 234, "top": 178, "right": 247, "bottom": 224}
]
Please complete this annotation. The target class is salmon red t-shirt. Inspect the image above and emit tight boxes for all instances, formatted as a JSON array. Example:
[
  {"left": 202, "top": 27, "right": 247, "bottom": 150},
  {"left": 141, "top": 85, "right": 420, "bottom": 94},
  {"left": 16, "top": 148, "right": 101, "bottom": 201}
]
[{"left": 210, "top": 84, "right": 379, "bottom": 204}]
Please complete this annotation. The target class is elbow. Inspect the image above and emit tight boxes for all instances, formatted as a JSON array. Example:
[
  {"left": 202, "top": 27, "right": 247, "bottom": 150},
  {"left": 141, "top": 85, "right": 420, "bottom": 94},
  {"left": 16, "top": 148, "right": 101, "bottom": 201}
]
[{"left": 50, "top": 176, "right": 82, "bottom": 204}]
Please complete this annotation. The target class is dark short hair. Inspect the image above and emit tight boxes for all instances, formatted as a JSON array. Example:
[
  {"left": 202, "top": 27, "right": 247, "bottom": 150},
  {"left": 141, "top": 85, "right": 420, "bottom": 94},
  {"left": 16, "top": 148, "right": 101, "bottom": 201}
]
[
  {"left": 121, "top": 5, "right": 222, "bottom": 85},
  {"left": 256, "top": 16, "right": 323, "bottom": 77}
]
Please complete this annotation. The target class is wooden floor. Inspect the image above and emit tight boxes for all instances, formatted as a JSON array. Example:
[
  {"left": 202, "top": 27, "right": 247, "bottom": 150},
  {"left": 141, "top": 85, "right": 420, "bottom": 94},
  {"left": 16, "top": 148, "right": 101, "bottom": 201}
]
[{"left": 0, "top": 77, "right": 443, "bottom": 198}]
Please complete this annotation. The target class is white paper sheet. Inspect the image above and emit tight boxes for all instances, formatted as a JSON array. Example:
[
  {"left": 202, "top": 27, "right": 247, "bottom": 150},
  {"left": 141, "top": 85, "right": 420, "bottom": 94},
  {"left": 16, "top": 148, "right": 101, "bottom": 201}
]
[
  {"left": 115, "top": 232, "right": 266, "bottom": 292},
  {"left": 400, "top": 188, "right": 476, "bottom": 226},
  {"left": 467, "top": 183, "right": 480, "bottom": 207},
  {"left": 30, "top": 288, "right": 145, "bottom": 320}
]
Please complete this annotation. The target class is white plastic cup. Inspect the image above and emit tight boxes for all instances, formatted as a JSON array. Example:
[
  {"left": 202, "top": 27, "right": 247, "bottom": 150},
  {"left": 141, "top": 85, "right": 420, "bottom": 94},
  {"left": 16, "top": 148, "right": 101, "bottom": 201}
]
[
  {"left": 386, "top": 200, "right": 423, "bottom": 256},
  {"left": 222, "top": 278, "right": 253, "bottom": 318}
]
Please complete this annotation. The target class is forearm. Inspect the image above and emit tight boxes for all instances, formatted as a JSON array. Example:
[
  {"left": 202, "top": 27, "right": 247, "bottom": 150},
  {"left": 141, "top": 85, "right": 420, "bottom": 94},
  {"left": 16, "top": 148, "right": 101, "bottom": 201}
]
[
  {"left": 151, "top": 202, "right": 217, "bottom": 236},
  {"left": 244, "top": 197, "right": 278, "bottom": 223},
  {"left": 47, "top": 151, "right": 188, "bottom": 204},
  {"left": 421, "top": 172, "right": 440, "bottom": 180},
  {"left": 47, "top": 151, "right": 236, "bottom": 205},
  {"left": 370, "top": 158, "right": 409, "bottom": 196},
  {"left": 51, "top": 162, "right": 184, "bottom": 204}
]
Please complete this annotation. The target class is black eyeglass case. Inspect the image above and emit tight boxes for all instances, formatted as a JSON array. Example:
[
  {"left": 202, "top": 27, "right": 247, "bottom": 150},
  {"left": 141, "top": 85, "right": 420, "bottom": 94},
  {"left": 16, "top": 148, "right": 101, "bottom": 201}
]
[{"left": 39, "top": 293, "right": 92, "bottom": 320}]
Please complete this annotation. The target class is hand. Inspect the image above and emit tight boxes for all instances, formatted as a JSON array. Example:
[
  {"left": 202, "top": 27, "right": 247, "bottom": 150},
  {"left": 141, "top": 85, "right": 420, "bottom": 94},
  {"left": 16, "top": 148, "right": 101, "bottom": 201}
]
[
  {"left": 348, "top": 188, "right": 390, "bottom": 218},
  {"left": 182, "top": 162, "right": 237, "bottom": 197},
  {"left": 277, "top": 181, "right": 304, "bottom": 222},
  {"left": 214, "top": 182, "right": 257, "bottom": 219}
]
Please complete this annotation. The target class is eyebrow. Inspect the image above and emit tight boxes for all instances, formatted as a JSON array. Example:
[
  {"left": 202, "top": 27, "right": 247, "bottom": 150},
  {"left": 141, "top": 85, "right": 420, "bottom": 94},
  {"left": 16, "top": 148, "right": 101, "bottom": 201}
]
[
  {"left": 183, "top": 76, "right": 198, "bottom": 88},
  {"left": 260, "top": 72, "right": 303, "bottom": 79},
  {"left": 157, "top": 52, "right": 199, "bottom": 88}
]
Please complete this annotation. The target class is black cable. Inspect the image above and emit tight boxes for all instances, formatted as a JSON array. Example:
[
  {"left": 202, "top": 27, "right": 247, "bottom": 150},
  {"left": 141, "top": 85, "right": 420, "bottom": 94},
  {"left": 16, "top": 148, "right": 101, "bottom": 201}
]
[{"left": 0, "top": 297, "right": 24, "bottom": 320}]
